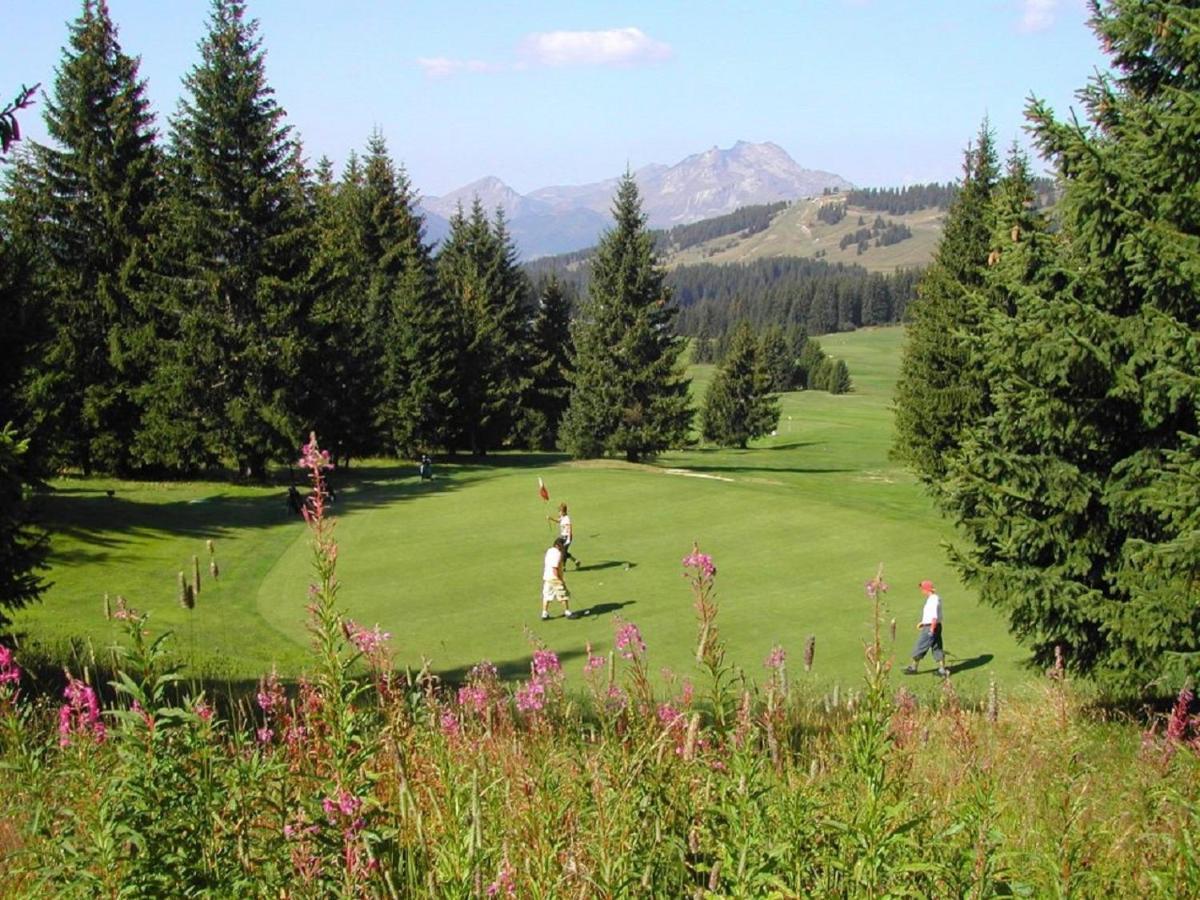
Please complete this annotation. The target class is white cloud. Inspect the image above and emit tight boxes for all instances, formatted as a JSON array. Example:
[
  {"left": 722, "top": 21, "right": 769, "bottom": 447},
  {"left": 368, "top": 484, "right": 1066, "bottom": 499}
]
[
  {"left": 418, "top": 27, "right": 671, "bottom": 79},
  {"left": 416, "top": 57, "right": 497, "bottom": 78},
  {"left": 518, "top": 27, "right": 672, "bottom": 68},
  {"left": 1017, "top": 0, "right": 1058, "bottom": 33}
]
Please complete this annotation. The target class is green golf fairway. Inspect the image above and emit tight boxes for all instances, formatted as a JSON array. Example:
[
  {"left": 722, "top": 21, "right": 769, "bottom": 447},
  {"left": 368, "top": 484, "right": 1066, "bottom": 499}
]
[{"left": 15, "top": 326, "right": 1026, "bottom": 693}]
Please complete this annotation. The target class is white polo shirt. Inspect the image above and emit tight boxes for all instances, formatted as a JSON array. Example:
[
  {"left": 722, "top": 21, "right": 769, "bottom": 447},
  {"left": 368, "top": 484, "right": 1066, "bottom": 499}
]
[
  {"left": 559, "top": 514, "right": 572, "bottom": 540},
  {"left": 543, "top": 546, "right": 563, "bottom": 581},
  {"left": 920, "top": 592, "right": 942, "bottom": 626}
]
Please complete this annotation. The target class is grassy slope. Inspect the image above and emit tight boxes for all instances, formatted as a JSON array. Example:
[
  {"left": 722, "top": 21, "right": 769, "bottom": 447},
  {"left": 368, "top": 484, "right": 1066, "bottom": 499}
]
[
  {"left": 665, "top": 198, "right": 943, "bottom": 273},
  {"left": 16, "top": 326, "right": 1025, "bottom": 694}
]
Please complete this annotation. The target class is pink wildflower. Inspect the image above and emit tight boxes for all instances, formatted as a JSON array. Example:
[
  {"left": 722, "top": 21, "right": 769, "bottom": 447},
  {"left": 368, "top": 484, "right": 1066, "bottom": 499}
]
[
  {"left": 487, "top": 860, "right": 517, "bottom": 898},
  {"left": 470, "top": 660, "right": 499, "bottom": 681},
  {"left": 615, "top": 621, "right": 646, "bottom": 660},
  {"left": 58, "top": 676, "right": 106, "bottom": 748},
  {"left": 111, "top": 594, "right": 138, "bottom": 621},
  {"left": 257, "top": 669, "right": 284, "bottom": 714},
  {"left": 343, "top": 619, "right": 392, "bottom": 657},
  {"left": 440, "top": 710, "right": 461, "bottom": 738},
  {"left": 194, "top": 699, "right": 214, "bottom": 723},
  {"left": 531, "top": 648, "right": 561, "bottom": 679},
  {"left": 257, "top": 726, "right": 274, "bottom": 744},
  {"left": 457, "top": 683, "right": 489, "bottom": 714},
  {"left": 864, "top": 576, "right": 889, "bottom": 600},
  {"left": 298, "top": 434, "right": 333, "bottom": 472},
  {"left": 515, "top": 678, "right": 546, "bottom": 714},
  {"left": 322, "top": 789, "right": 363, "bottom": 823},
  {"left": 605, "top": 683, "right": 628, "bottom": 712},
  {"left": 1166, "top": 687, "right": 1195, "bottom": 746},
  {"left": 682, "top": 551, "right": 717, "bottom": 580},
  {"left": 583, "top": 641, "right": 606, "bottom": 675},
  {"left": 0, "top": 645, "right": 21, "bottom": 687},
  {"left": 764, "top": 645, "right": 787, "bottom": 671}
]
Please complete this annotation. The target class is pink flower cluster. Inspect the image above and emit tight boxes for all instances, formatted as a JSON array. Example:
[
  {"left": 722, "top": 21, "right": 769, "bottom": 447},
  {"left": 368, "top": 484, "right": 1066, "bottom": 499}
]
[
  {"left": 764, "top": 645, "right": 787, "bottom": 671},
  {"left": 0, "top": 645, "right": 20, "bottom": 687},
  {"left": 457, "top": 683, "right": 489, "bottom": 714},
  {"left": 682, "top": 550, "right": 717, "bottom": 580},
  {"left": 439, "top": 709, "right": 461, "bottom": 739},
  {"left": 486, "top": 859, "right": 517, "bottom": 898},
  {"left": 515, "top": 678, "right": 546, "bottom": 714},
  {"left": 58, "top": 676, "right": 106, "bottom": 748},
  {"left": 1144, "top": 686, "right": 1200, "bottom": 763},
  {"left": 343, "top": 620, "right": 392, "bottom": 657},
  {"left": 615, "top": 621, "right": 646, "bottom": 661},
  {"left": 283, "top": 815, "right": 323, "bottom": 885},
  {"left": 458, "top": 661, "right": 499, "bottom": 716},
  {"left": 256, "top": 669, "right": 285, "bottom": 745},
  {"left": 194, "top": 698, "right": 214, "bottom": 723},
  {"left": 531, "top": 648, "right": 561, "bottom": 679},
  {"left": 257, "top": 669, "right": 285, "bottom": 714},
  {"left": 864, "top": 577, "right": 889, "bottom": 600},
  {"left": 322, "top": 789, "right": 363, "bottom": 822},
  {"left": 111, "top": 595, "right": 138, "bottom": 621},
  {"left": 582, "top": 642, "right": 606, "bottom": 675},
  {"left": 298, "top": 434, "right": 333, "bottom": 472}
]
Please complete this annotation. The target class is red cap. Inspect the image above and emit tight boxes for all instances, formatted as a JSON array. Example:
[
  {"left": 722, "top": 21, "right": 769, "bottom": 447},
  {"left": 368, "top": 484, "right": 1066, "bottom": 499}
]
[{"left": 919, "top": 580, "right": 935, "bottom": 592}]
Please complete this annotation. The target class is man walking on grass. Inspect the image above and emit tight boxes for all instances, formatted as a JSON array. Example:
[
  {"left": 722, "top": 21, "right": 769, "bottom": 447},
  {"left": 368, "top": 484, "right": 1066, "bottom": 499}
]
[
  {"left": 905, "top": 579, "right": 948, "bottom": 677},
  {"left": 541, "top": 535, "right": 576, "bottom": 621}
]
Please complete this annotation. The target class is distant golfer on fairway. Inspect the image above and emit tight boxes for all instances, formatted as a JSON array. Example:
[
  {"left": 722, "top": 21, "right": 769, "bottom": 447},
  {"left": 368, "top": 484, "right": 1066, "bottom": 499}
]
[
  {"left": 905, "top": 579, "right": 949, "bottom": 677},
  {"left": 541, "top": 535, "right": 576, "bottom": 621},
  {"left": 547, "top": 502, "right": 578, "bottom": 569}
]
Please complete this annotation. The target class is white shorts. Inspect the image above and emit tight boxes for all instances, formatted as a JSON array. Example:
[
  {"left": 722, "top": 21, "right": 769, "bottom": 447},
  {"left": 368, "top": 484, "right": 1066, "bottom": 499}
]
[{"left": 542, "top": 579, "right": 570, "bottom": 604}]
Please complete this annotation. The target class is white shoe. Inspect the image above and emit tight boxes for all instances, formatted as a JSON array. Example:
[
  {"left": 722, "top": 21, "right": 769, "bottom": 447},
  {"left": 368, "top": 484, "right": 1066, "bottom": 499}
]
[
  {"left": 564, "top": 610, "right": 575, "bottom": 619},
  {"left": 541, "top": 612, "right": 549, "bottom": 620}
]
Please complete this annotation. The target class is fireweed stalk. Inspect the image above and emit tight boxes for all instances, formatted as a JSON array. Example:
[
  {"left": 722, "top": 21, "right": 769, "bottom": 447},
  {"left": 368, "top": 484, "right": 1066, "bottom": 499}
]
[
  {"left": 296, "top": 432, "right": 385, "bottom": 890},
  {"left": 683, "top": 545, "right": 734, "bottom": 730}
]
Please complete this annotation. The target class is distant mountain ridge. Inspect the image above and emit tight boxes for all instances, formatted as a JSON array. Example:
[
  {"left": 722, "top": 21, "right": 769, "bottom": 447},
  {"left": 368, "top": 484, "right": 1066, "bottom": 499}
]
[{"left": 418, "top": 141, "right": 853, "bottom": 259}]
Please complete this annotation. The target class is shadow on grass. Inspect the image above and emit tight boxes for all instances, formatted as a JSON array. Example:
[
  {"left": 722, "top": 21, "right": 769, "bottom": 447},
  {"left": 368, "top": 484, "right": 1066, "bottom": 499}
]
[
  {"left": 34, "top": 453, "right": 574, "bottom": 556},
  {"left": 574, "top": 560, "right": 635, "bottom": 572},
  {"left": 576, "top": 600, "right": 636, "bottom": 618},
  {"left": 946, "top": 653, "right": 993, "bottom": 675}
]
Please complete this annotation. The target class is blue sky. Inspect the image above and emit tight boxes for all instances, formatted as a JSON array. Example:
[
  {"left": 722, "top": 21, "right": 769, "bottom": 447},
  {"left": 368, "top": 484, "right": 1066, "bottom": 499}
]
[{"left": 7, "top": 0, "right": 1109, "bottom": 198}]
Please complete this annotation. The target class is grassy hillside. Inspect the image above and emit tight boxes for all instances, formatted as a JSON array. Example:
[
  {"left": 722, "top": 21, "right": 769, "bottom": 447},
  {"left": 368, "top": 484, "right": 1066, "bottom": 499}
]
[
  {"left": 664, "top": 197, "right": 943, "bottom": 273},
  {"left": 14, "top": 326, "right": 1026, "bottom": 694}
]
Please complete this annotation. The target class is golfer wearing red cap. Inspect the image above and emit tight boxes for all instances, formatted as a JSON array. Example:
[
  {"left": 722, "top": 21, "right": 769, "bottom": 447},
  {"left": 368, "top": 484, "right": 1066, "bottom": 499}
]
[{"left": 905, "top": 579, "right": 948, "bottom": 676}]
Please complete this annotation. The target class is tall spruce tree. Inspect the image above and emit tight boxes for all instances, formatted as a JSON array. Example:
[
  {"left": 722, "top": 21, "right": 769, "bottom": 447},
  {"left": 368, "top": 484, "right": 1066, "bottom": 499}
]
[
  {"left": 518, "top": 276, "right": 573, "bottom": 450},
  {"left": 701, "top": 321, "right": 779, "bottom": 447},
  {"left": 380, "top": 161, "right": 455, "bottom": 457},
  {"left": 758, "top": 324, "right": 795, "bottom": 391},
  {"left": 892, "top": 119, "right": 999, "bottom": 491},
  {"left": 303, "top": 153, "right": 377, "bottom": 465},
  {"left": 436, "top": 200, "right": 528, "bottom": 454},
  {"left": 140, "top": 0, "right": 311, "bottom": 477},
  {"left": 940, "top": 3, "right": 1200, "bottom": 693},
  {"left": 0, "top": 157, "right": 46, "bottom": 434},
  {"left": 25, "top": 0, "right": 158, "bottom": 474},
  {"left": 0, "top": 161, "right": 49, "bottom": 625},
  {"left": 560, "top": 173, "right": 692, "bottom": 461},
  {"left": 359, "top": 133, "right": 434, "bottom": 459}
]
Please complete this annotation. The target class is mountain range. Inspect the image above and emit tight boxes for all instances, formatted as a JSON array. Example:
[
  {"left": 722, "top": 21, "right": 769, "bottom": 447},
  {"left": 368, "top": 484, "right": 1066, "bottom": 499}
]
[{"left": 418, "top": 141, "right": 853, "bottom": 259}]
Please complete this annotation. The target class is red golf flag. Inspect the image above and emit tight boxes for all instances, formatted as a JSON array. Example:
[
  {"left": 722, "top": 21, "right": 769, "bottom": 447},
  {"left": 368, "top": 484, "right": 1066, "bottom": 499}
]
[{"left": 538, "top": 477, "right": 549, "bottom": 501}]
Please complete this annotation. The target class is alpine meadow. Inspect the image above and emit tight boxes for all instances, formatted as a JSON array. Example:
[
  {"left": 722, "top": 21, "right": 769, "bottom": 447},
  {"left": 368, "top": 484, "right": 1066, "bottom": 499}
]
[{"left": 1, "top": 0, "right": 1199, "bottom": 895}]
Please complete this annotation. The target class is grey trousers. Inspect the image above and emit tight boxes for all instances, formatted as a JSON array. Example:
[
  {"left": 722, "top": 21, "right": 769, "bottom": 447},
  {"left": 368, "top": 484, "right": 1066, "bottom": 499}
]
[{"left": 910, "top": 624, "right": 944, "bottom": 662}]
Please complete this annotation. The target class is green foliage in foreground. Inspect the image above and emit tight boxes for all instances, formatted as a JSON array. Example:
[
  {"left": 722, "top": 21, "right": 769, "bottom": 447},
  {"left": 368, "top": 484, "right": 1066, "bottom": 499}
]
[{"left": 0, "top": 500, "right": 1197, "bottom": 896}]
